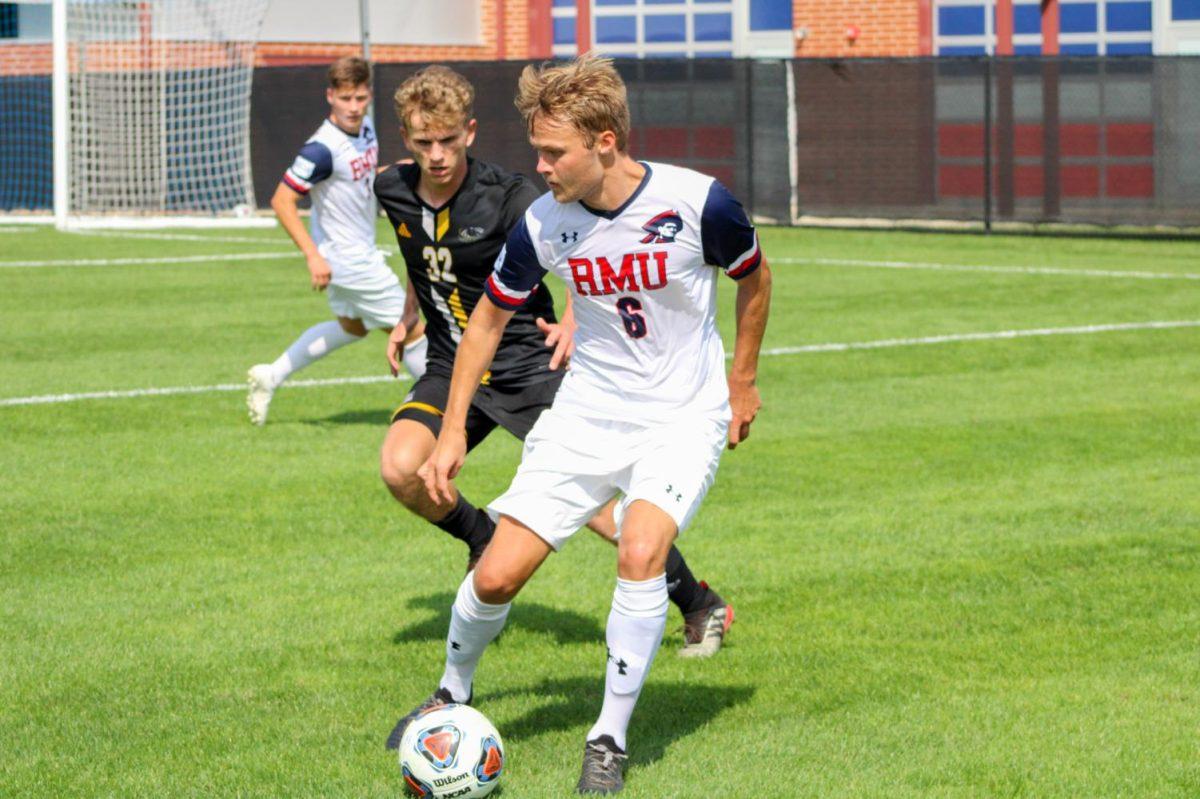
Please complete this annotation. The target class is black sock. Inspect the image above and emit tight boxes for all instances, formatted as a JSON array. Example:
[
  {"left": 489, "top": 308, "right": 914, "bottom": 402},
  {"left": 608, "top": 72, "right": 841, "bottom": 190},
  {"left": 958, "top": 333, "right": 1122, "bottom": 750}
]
[
  {"left": 665, "top": 545, "right": 708, "bottom": 615},
  {"left": 434, "top": 495, "right": 496, "bottom": 554}
]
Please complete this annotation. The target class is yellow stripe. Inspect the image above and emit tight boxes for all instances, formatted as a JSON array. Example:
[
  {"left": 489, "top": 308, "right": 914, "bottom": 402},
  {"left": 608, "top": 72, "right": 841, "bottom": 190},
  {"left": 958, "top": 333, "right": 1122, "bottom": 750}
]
[
  {"left": 447, "top": 288, "right": 469, "bottom": 329},
  {"left": 436, "top": 209, "right": 450, "bottom": 241},
  {"left": 393, "top": 400, "right": 444, "bottom": 418}
]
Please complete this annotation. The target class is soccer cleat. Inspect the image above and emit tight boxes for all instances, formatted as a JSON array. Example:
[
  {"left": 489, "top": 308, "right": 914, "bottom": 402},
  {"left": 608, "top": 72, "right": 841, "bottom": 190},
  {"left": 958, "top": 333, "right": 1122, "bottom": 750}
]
[
  {"left": 245, "top": 364, "right": 276, "bottom": 426},
  {"left": 678, "top": 582, "right": 734, "bottom": 658},
  {"left": 385, "top": 686, "right": 471, "bottom": 750},
  {"left": 576, "top": 735, "right": 627, "bottom": 795}
]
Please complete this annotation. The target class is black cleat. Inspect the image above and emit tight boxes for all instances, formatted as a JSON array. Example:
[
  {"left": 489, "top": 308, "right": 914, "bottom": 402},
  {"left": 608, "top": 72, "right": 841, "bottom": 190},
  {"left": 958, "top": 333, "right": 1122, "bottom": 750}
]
[
  {"left": 576, "top": 735, "right": 627, "bottom": 795},
  {"left": 385, "top": 687, "right": 471, "bottom": 750}
]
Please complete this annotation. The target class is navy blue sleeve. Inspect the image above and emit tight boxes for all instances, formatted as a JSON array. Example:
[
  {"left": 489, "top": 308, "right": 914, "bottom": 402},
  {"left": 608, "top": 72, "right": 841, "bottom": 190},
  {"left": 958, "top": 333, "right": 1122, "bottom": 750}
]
[
  {"left": 700, "top": 180, "right": 761, "bottom": 279},
  {"left": 283, "top": 141, "right": 334, "bottom": 194},
  {"left": 484, "top": 217, "right": 547, "bottom": 310}
]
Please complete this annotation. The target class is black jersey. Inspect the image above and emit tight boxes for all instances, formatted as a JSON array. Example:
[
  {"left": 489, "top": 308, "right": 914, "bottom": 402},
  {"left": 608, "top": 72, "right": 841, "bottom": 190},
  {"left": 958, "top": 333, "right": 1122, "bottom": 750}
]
[{"left": 375, "top": 158, "right": 556, "bottom": 388}]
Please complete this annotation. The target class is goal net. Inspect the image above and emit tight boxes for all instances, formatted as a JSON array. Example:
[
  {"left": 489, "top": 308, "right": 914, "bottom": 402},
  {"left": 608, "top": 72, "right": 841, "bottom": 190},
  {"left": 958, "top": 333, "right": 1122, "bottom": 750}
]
[{"left": 1, "top": 0, "right": 270, "bottom": 228}]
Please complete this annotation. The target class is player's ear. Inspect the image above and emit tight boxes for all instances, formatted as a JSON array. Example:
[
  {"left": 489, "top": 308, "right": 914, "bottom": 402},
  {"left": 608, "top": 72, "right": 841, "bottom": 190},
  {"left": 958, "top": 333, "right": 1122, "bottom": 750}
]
[
  {"left": 464, "top": 119, "right": 478, "bottom": 148},
  {"left": 325, "top": 87, "right": 335, "bottom": 107},
  {"left": 596, "top": 130, "right": 618, "bottom": 156}
]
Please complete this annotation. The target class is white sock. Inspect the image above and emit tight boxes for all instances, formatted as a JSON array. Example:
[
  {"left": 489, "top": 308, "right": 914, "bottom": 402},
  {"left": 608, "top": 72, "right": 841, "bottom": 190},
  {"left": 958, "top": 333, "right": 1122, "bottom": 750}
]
[
  {"left": 403, "top": 334, "right": 428, "bottom": 380},
  {"left": 269, "top": 321, "right": 361, "bottom": 386},
  {"left": 439, "top": 573, "right": 511, "bottom": 703},
  {"left": 586, "top": 574, "right": 668, "bottom": 752}
]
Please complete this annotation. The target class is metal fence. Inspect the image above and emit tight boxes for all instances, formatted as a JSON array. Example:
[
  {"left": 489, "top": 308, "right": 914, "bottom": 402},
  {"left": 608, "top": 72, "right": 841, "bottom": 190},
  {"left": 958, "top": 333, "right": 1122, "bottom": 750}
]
[
  {"left": 250, "top": 56, "right": 1200, "bottom": 231},
  {"left": 6, "top": 56, "right": 1197, "bottom": 230}
]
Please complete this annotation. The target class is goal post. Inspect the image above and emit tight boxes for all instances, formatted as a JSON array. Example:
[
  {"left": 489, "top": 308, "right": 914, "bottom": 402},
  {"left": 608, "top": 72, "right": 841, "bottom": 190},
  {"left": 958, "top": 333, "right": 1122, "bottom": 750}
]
[{"left": 2, "top": 0, "right": 272, "bottom": 229}]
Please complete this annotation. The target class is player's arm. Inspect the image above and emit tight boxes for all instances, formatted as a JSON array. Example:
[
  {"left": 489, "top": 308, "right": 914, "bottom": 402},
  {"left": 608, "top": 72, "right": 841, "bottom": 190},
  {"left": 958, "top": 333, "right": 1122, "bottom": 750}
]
[
  {"left": 273, "top": 142, "right": 334, "bottom": 290},
  {"left": 384, "top": 280, "right": 426, "bottom": 375},
  {"left": 420, "top": 216, "right": 547, "bottom": 502},
  {"left": 421, "top": 301, "right": 515, "bottom": 503},
  {"left": 728, "top": 260, "right": 771, "bottom": 449},
  {"left": 700, "top": 180, "right": 772, "bottom": 449}
]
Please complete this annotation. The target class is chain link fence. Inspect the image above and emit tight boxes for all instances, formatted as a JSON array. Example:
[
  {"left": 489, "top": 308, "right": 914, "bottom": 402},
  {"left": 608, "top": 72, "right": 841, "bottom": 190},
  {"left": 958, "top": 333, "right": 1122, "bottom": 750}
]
[{"left": 246, "top": 56, "right": 1200, "bottom": 231}]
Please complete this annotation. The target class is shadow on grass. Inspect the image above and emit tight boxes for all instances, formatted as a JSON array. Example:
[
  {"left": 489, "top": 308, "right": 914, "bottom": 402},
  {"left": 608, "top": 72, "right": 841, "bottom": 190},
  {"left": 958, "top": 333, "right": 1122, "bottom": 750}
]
[
  {"left": 300, "top": 408, "right": 391, "bottom": 426},
  {"left": 488, "top": 676, "right": 755, "bottom": 766},
  {"left": 392, "top": 592, "right": 605, "bottom": 646}
]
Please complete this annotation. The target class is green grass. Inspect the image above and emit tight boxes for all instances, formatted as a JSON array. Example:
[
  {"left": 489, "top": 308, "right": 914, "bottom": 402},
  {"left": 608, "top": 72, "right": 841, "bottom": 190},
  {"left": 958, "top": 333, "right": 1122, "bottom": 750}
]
[{"left": 1, "top": 222, "right": 1199, "bottom": 797}]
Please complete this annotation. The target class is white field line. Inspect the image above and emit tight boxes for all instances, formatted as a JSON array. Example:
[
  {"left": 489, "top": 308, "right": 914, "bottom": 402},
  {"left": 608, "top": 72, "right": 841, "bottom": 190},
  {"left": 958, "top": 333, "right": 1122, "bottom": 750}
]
[
  {"left": 778, "top": 256, "right": 1200, "bottom": 281},
  {"left": 66, "top": 229, "right": 290, "bottom": 245},
  {"left": 0, "top": 252, "right": 297, "bottom": 268},
  {"left": 0, "top": 374, "right": 410, "bottom": 407},
  {"left": 2, "top": 319, "right": 1197, "bottom": 409},
  {"left": 1, "top": 248, "right": 399, "bottom": 269}
]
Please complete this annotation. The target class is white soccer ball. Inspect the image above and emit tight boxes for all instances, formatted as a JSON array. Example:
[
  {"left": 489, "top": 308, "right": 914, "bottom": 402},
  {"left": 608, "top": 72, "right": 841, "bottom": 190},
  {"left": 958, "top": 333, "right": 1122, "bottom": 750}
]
[{"left": 398, "top": 703, "right": 505, "bottom": 798}]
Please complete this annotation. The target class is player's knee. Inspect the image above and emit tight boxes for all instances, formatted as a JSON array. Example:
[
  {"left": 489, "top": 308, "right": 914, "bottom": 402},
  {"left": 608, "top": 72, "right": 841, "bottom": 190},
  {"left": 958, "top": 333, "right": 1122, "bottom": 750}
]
[
  {"left": 617, "top": 538, "right": 666, "bottom": 580},
  {"left": 379, "top": 449, "right": 424, "bottom": 506},
  {"left": 472, "top": 565, "right": 522, "bottom": 604}
]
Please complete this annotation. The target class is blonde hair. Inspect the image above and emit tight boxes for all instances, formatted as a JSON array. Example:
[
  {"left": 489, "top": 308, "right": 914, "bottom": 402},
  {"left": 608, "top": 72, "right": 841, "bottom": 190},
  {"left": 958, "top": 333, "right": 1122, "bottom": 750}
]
[
  {"left": 327, "top": 56, "right": 370, "bottom": 89},
  {"left": 393, "top": 65, "right": 475, "bottom": 133},
  {"left": 514, "top": 54, "right": 630, "bottom": 151}
]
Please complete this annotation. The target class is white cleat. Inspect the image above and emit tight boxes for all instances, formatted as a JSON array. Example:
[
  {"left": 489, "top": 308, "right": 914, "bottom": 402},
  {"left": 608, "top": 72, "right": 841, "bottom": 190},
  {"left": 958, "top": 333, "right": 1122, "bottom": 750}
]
[{"left": 246, "top": 364, "right": 276, "bottom": 426}]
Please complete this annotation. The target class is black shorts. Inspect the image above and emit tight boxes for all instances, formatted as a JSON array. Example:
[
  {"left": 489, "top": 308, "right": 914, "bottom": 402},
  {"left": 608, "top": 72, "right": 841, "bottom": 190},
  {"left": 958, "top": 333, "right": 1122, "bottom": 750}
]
[{"left": 391, "top": 372, "right": 565, "bottom": 451}]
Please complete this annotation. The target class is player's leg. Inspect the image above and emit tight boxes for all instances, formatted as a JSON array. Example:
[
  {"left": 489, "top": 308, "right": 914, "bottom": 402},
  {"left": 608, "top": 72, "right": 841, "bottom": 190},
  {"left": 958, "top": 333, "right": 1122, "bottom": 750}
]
[
  {"left": 385, "top": 516, "right": 555, "bottom": 749},
  {"left": 381, "top": 378, "right": 500, "bottom": 569},
  {"left": 246, "top": 309, "right": 366, "bottom": 426},
  {"left": 586, "top": 501, "right": 733, "bottom": 657},
  {"left": 578, "top": 500, "right": 676, "bottom": 794}
]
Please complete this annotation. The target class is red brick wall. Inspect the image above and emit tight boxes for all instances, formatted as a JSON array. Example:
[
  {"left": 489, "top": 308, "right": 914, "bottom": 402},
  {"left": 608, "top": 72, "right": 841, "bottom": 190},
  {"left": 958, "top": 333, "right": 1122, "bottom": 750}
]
[{"left": 794, "top": 0, "right": 926, "bottom": 57}]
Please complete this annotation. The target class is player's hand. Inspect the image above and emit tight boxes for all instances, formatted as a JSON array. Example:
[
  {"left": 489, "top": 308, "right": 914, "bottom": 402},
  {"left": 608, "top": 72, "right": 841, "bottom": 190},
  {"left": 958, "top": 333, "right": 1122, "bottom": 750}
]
[
  {"left": 307, "top": 252, "right": 332, "bottom": 291},
  {"left": 727, "top": 376, "right": 760, "bottom": 450},
  {"left": 419, "top": 429, "right": 468, "bottom": 505},
  {"left": 536, "top": 316, "right": 576, "bottom": 371},
  {"left": 385, "top": 323, "right": 408, "bottom": 377}
]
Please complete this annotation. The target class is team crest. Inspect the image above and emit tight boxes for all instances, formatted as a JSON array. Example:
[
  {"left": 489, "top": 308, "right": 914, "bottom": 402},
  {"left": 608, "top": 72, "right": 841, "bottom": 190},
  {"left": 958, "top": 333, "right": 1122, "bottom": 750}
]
[
  {"left": 459, "top": 226, "right": 485, "bottom": 242},
  {"left": 640, "top": 210, "right": 684, "bottom": 244}
]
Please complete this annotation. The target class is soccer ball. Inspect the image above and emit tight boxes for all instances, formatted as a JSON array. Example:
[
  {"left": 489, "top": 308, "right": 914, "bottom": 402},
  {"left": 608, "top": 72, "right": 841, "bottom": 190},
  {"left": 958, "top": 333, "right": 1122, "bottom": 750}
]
[{"left": 398, "top": 703, "right": 505, "bottom": 798}]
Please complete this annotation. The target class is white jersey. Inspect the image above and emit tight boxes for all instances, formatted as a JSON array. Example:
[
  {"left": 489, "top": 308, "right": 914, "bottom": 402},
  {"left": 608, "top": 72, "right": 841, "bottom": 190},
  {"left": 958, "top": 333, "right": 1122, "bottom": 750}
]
[
  {"left": 485, "top": 161, "right": 762, "bottom": 423},
  {"left": 283, "top": 116, "right": 394, "bottom": 289}
]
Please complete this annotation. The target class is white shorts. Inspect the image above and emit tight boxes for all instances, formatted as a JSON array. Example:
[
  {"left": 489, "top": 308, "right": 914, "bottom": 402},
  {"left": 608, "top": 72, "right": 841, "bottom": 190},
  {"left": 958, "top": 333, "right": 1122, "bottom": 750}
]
[
  {"left": 326, "top": 280, "right": 405, "bottom": 331},
  {"left": 488, "top": 406, "right": 729, "bottom": 551}
]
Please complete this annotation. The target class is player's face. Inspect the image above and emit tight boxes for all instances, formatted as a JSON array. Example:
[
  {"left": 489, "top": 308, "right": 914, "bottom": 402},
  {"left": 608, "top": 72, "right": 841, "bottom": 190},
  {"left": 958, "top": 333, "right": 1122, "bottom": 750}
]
[
  {"left": 326, "top": 83, "right": 371, "bottom": 134},
  {"left": 529, "top": 113, "right": 610, "bottom": 204},
  {"left": 403, "top": 114, "right": 477, "bottom": 189}
]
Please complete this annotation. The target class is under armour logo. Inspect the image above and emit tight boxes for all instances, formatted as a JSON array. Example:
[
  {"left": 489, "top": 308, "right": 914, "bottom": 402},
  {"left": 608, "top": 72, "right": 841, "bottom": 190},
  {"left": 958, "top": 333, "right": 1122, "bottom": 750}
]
[
  {"left": 606, "top": 647, "right": 628, "bottom": 676},
  {"left": 450, "top": 641, "right": 461, "bottom": 651},
  {"left": 665, "top": 484, "right": 683, "bottom": 503},
  {"left": 561, "top": 231, "right": 578, "bottom": 244}
]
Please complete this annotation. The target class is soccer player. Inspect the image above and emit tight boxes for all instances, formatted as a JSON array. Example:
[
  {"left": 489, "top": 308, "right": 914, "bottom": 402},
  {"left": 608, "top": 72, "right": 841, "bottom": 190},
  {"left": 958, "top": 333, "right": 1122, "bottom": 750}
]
[
  {"left": 393, "top": 55, "right": 772, "bottom": 794},
  {"left": 375, "top": 66, "right": 733, "bottom": 660},
  {"left": 246, "top": 56, "right": 427, "bottom": 425}
]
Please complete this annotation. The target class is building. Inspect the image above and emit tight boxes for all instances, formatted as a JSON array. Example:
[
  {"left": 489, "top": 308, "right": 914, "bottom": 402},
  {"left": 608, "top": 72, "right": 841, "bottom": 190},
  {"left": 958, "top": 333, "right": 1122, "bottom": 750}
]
[{"left": 6, "top": 1, "right": 1196, "bottom": 62}]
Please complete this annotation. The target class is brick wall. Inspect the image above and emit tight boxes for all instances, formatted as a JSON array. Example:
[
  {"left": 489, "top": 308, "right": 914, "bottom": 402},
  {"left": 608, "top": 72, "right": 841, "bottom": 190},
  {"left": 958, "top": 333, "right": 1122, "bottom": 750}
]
[
  {"left": 793, "top": 60, "right": 937, "bottom": 212},
  {"left": 794, "top": 0, "right": 927, "bottom": 57}
]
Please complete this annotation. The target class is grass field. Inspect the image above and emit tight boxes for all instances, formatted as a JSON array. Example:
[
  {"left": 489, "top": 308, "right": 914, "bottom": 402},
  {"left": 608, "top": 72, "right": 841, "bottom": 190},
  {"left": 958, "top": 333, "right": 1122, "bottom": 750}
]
[{"left": 2, "top": 221, "right": 1199, "bottom": 798}]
